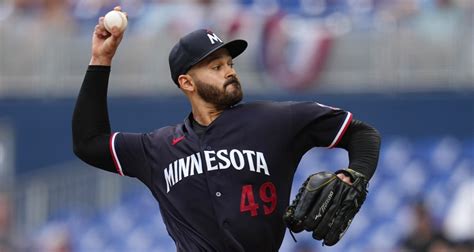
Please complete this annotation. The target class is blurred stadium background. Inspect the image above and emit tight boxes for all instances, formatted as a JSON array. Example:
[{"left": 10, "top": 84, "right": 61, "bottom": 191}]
[{"left": 0, "top": 0, "right": 472, "bottom": 251}]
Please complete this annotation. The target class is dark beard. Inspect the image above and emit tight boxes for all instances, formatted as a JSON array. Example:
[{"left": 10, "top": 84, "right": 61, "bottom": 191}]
[{"left": 194, "top": 76, "right": 243, "bottom": 110}]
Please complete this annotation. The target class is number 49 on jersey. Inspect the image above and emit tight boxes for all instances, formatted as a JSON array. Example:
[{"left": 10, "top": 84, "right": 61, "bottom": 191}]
[{"left": 240, "top": 182, "right": 277, "bottom": 217}]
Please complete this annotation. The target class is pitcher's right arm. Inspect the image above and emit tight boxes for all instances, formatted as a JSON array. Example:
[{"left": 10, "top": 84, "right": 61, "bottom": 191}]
[{"left": 72, "top": 7, "right": 126, "bottom": 173}]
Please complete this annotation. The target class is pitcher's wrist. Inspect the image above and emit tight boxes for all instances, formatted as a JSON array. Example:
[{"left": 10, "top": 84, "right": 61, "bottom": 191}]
[{"left": 89, "top": 56, "right": 112, "bottom": 66}]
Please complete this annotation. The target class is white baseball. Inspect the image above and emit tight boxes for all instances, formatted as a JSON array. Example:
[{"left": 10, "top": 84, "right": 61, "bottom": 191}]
[{"left": 103, "top": 10, "right": 128, "bottom": 33}]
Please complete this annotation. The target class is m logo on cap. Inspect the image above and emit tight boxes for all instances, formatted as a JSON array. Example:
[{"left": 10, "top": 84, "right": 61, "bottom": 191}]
[{"left": 207, "top": 33, "right": 223, "bottom": 45}]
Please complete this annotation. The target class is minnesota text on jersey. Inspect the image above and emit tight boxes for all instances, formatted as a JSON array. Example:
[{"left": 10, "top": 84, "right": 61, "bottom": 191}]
[{"left": 164, "top": 149, "right": 270, "bottom": 192}]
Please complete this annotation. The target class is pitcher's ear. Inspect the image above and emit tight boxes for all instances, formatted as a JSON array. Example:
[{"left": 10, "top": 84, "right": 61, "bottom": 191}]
[{"left": 178, "top": 74, "right": 195, "bottom": 92}]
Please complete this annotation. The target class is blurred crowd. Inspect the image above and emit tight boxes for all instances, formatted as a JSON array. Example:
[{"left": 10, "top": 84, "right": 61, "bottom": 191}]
[
  {"left": 398, "top": 198, "right": 473, "bottom": 252},
  {"left": 0, "top": 0, "right": 472, "bottom": 37},
  {"left": 0, "top": 0, "right": 472, "bottom": 93}
]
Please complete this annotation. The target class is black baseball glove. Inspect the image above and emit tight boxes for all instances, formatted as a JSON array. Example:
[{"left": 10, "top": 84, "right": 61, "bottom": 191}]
[{"left": 283, "top": 169, "right": 368, "bottom": 246}]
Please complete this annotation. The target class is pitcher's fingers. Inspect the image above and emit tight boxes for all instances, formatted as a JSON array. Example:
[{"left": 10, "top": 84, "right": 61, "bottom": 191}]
[
  {"left": 98, "top": 17, "right": 105, "bottom": 28},
  {"left": 336, "top": 173, "right": 352, "bottom": 185},
  {"left": 95, "top": 27, "right": 108, "bottom": 38},
  {"left": 341, "top": 176, "right": 351, "bottom": 184},
  {"left": 113, "top": 6, "right": 122, "bottom": 11},
  {"left": 96, "top": 17, "right": 110, "bottom": 36},
  {"left": 109, "top": 27, "right": 123, "bottom": 42},
  {"left": 94, "top": 25, "right": 104, "bottom": 36}
]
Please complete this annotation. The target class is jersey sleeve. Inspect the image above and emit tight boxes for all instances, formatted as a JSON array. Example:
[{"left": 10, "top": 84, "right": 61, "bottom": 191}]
[
  {"left": 109, "top": 132, "right": 152, "bottom": 184},
  {"left": 289, "top": 101, "right": 352, "bottom": 151}
]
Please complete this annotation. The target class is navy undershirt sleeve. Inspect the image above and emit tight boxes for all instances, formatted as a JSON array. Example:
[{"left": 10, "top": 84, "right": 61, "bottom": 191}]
[
  {"left": 72, "top": 66, "right": 150, "bottom": 180},
  {"left": 336, "top": 120, "right": 381, "bottom": 180},
  {"left": 72, "top": 65, "right": 116, "bottom": 173}
]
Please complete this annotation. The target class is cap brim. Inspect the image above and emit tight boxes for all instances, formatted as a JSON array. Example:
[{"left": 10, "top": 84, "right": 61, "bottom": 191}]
[
  {"left": 223, "top": 39, "right": 248, "bottom": 59},
  {"left": 192, "top": 39, "right": 248, "bottom": 67}
]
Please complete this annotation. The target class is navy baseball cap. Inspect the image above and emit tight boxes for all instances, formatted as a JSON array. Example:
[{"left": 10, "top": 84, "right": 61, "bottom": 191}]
[{"left": 168, "top": 29, "right": 248, "bottom": 86}]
